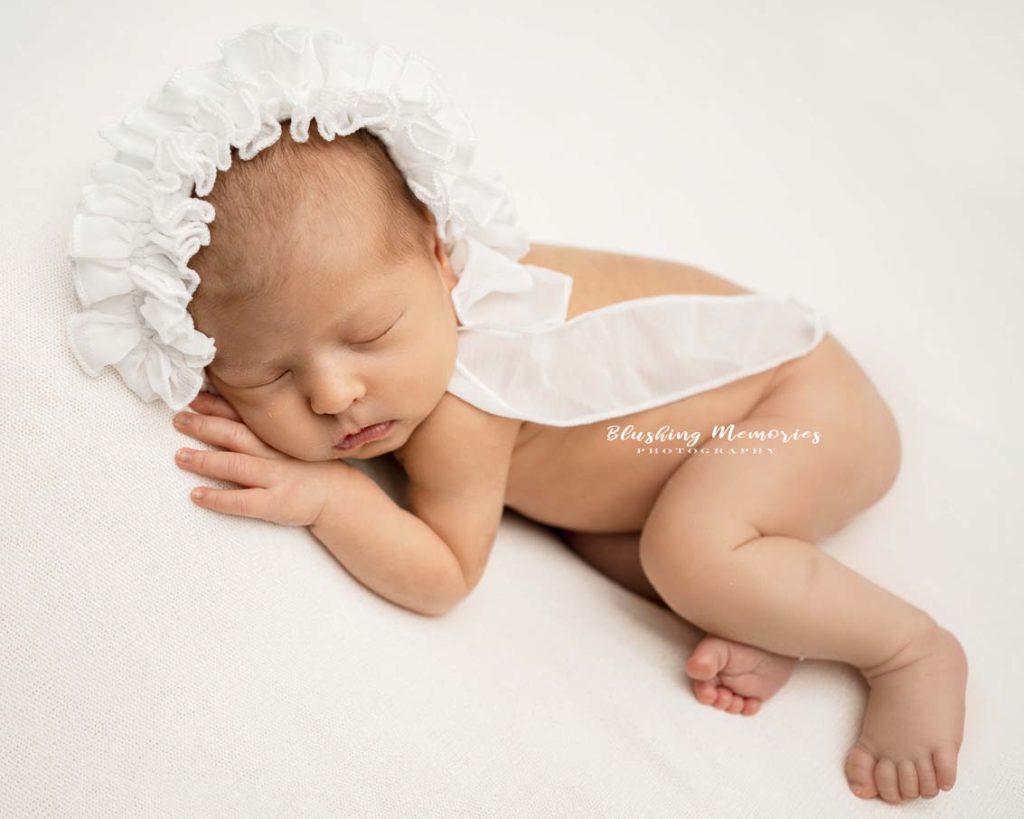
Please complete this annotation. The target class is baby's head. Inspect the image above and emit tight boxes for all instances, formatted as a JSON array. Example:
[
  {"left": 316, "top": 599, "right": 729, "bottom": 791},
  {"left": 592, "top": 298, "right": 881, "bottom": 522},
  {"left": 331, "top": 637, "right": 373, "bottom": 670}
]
[{"left": 188, "top": 122, "right": 461, "bottom": 461}]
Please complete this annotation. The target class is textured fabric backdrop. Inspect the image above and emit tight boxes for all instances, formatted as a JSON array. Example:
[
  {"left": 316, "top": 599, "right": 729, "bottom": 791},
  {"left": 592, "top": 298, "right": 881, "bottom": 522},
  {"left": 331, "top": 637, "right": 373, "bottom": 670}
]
[{"left": 2, "top": 1, "right": 1022, "bottom": 816}]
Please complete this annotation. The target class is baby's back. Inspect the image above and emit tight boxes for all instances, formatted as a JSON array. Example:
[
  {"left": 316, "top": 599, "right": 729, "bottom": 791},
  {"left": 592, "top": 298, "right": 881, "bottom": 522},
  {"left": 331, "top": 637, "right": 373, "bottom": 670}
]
[{"left": 396, "top": 243, "right": 789, "bottom": 535}]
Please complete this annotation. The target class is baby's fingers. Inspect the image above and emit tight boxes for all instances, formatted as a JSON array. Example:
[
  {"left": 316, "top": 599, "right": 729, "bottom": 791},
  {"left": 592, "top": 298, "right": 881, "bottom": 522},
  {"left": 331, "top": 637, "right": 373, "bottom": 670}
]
[
  {"left": 189, "top": 390, "right": 241, "bottom": 422},
  {"left": 176, "top": 447, "right": 277, "bottom": 489},
  {"left": 174, "top": 409, "right": 284, "bottom": 461},
  {"left": 189, "top": 485, "right": 275, "bottom": 521}
]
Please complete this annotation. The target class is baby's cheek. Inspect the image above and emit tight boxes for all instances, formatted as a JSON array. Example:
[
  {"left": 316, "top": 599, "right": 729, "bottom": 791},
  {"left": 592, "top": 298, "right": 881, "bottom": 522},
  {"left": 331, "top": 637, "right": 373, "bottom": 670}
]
[
  {"left": 246, "top": 393, "right": 292, "bottom": 424},
  {"left": 243, "top": 406, "right": 302, "bottom": 451}
]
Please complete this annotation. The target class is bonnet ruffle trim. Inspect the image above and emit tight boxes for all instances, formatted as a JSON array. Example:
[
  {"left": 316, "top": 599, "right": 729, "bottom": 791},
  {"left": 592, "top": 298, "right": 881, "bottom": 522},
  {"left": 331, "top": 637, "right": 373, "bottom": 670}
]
[{"left": 66, "top": 21, "right": 531, "bottom": 411}]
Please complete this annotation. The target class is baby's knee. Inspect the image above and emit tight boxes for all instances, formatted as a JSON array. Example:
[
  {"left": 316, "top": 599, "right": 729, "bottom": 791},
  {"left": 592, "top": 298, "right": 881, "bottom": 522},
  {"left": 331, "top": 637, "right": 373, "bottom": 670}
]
[{"left": 638, "top": 511, "right": 759, "bottom": 604}]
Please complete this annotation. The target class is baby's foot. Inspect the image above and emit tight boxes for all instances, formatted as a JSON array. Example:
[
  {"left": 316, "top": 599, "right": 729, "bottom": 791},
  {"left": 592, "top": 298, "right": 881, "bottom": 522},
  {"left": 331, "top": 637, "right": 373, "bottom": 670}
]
[
  {"left": 844, "top": 620, "right": 967, "bottom": 803},
  {"left": 685, "top": 634, "right": 800, "bottom": 716}
]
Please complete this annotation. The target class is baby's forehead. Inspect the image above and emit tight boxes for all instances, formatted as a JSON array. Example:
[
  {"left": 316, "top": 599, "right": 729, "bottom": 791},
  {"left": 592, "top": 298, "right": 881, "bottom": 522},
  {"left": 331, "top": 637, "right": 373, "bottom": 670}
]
[
  {"left": 283, "top": 208, "right": 406, "bottom": 287},
  {"left": 288, "top": 174, "right": 420, "bottom": 269},
  {"left": 203, "top": 266, "right": 403, "bottom": 375}
]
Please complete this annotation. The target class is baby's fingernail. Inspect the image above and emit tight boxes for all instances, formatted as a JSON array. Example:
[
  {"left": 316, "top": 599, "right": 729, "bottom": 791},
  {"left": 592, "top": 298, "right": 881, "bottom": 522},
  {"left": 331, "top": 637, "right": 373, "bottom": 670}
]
[{"left": 174, "top": 413, "right": 189, "bottom": 427}]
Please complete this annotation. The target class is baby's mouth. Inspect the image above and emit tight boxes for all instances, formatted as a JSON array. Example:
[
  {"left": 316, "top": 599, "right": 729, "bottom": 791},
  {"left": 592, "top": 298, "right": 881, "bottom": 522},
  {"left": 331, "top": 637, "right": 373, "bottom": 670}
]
[{"left": 333, "top": 420, "right": 395, "bottom": 450}]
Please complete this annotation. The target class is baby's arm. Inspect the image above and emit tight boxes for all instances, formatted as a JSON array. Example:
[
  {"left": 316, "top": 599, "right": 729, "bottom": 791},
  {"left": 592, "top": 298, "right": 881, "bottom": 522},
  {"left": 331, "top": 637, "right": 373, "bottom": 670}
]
[
  {"left": 311, "top": 394, "right": 520, "bottom": 616},
  {"left": 309, "top": 466, "right": 468, "bottom": 617}
]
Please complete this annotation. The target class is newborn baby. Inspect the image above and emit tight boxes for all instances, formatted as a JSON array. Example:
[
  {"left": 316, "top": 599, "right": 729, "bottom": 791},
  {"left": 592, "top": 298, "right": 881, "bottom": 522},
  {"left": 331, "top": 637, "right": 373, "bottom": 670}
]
[{"left": 175, "top": 124, "right": 966, "bottom": 805}]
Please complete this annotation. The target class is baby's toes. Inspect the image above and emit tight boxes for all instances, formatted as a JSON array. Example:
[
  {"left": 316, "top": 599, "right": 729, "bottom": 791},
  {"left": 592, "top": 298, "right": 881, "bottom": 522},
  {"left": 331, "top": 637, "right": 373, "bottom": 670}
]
[
  {"left": 897, "top": 759, "right": 920, "bottom": 800},
  {"left": 933, "top": 747, "right": 958, "bottom": 792},
  {"left": 874, "top": 758, "right": 903, "bottom": 804},
  {"left": 915, "top": 756, "right": 940, "bottom": 799},
  {"left": 692, "top": 679, "right": 716, "bottom": 708},
  {"left": 726, "top": 695, "right": 746, "bottom": 714},
  {"left": 844, "top": 744, "right": 879, "bottom": 800},
  {"left": 712, "top": 687, "right": 735, "bottom": 711},
  {"left": 692, "top": 679, "right": 719, "bottom": 706}
]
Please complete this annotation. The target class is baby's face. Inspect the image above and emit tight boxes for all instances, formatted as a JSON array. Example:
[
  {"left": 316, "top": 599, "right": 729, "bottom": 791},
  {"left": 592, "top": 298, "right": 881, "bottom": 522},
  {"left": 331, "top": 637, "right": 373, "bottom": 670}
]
[{"left": 196, "top": 223, "right": 460, "bottom": 462}]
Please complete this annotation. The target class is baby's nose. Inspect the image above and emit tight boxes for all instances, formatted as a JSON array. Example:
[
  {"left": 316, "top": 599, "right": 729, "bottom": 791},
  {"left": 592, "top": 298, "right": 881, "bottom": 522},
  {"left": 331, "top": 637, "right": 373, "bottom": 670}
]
[{"left": 305, "top": 373, "right": 367, "bottom": 416}]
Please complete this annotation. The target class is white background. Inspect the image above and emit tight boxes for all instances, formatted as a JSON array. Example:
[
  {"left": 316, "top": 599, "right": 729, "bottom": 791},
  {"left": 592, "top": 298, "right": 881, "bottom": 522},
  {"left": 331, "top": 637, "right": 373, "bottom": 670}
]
[{"left": 2, "top": 1, "right": 1022, "bottom": 816}]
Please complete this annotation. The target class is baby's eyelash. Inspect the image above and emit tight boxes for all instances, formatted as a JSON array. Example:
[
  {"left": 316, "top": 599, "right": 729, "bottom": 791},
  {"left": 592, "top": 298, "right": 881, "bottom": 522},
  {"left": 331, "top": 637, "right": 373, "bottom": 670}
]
[
  {"left": 239, "top": 314, "right": 402, "bottom": 388},
  {"left": 244, "top": 371, "right": 286, "bottom": 389},
  {"left": 355, "top": 316, "right": 400, "bottom": 345},
  {"left": 356, "top": 327, "right": 390, "bottom": 344}
]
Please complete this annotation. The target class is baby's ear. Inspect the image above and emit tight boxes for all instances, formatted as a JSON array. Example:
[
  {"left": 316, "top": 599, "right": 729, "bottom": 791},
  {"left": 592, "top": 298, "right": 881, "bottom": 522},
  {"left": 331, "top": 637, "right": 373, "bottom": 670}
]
[{"left": 430, "top": 234, "right": 458, "bottom": 292}]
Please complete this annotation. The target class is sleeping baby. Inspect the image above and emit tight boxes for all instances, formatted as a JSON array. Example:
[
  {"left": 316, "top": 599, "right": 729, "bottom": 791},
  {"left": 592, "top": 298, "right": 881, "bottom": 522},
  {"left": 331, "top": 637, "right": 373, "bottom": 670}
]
[
  {"left": 66, "top": 24, "right": 966, "bottom": 806},
  {"left": 177, "top": 125, "right": 965, "bottom": 806}
]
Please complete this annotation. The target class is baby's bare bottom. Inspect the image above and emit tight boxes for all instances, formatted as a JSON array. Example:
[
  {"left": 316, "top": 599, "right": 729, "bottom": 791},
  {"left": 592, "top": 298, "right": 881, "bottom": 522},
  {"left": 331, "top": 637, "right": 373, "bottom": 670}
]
[{"left": 571, "top": 335, "right": 967, "bottom": 804}]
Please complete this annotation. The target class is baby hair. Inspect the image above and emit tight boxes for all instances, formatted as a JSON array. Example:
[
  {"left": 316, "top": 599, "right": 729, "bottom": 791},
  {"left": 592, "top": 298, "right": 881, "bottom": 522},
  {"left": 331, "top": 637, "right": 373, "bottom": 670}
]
[{"left": 188, "top": 121, "right": 436, "bottom": 322}]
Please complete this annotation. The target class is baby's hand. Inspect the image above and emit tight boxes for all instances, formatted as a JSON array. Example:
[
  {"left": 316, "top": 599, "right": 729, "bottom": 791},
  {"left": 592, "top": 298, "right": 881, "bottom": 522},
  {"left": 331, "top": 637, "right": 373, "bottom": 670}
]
[{"left": 172, "top": 392, "right": 343, "bottom": 527}]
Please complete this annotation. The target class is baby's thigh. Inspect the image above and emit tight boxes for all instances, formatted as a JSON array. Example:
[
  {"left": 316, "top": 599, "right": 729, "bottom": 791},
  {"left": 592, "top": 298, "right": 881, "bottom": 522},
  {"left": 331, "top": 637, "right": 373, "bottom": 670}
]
[{"left": 642, "top": 337, "right": 902, "bottom": 552}]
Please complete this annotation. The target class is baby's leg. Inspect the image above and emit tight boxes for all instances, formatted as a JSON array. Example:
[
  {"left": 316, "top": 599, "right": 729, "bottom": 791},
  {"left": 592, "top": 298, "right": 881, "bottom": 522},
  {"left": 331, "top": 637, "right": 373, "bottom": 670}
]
[
  {"left": 556, "top": 528, "right": 667, "bottom": 607},
  {"left": 558, "top": 527, "right": 799, "bottom": 716},
  {"left": 637, "top": 348, "right": 967, "bottom": 804}
]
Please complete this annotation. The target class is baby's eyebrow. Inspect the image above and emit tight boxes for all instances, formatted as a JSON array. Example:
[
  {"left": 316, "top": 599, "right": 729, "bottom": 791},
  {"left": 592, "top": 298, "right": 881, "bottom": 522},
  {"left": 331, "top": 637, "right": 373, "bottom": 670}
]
[
  {"left": 210, "top": 297, "right": 401, "bottom": 374},
  {"left": 208, "top": 357, "right": 258, "bottom": 374}
]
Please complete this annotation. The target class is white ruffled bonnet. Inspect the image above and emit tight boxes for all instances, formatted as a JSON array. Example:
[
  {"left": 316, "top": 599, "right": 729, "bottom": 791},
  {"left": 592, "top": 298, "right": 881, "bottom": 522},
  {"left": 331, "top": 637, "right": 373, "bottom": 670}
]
[
  {"left": 67, "top": 21, "right": 830, "bottom": 429},
  {"left": 66, "top": 21, "right": 533, "bottom": 412}
]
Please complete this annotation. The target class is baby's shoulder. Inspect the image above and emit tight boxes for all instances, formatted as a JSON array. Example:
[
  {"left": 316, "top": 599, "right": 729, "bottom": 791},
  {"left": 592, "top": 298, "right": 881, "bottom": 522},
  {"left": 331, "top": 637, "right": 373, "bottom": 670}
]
[
  {"left": 392, "top": 392, "right": 522, "bottom": 491},
  {"left": 521, "top": 242, "right": 752, "bottom": 321}
]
